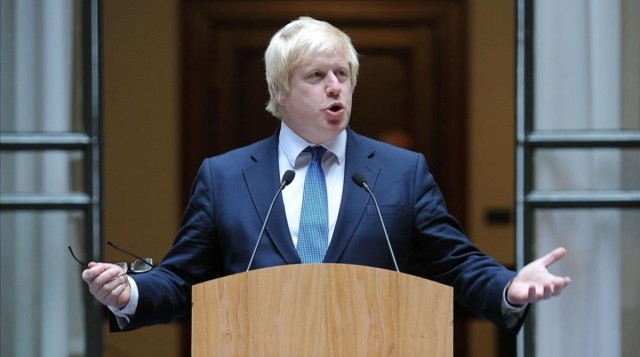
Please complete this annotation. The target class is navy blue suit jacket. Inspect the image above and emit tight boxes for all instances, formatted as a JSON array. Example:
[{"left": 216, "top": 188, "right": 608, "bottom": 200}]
[{"left": 125, "top": 127, "right": 518, "bottom": 331}]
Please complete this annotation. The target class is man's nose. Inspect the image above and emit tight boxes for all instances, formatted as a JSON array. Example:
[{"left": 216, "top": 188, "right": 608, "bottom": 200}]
[{"left": 325, "top": 73, "right": 342, "bottom": 96}]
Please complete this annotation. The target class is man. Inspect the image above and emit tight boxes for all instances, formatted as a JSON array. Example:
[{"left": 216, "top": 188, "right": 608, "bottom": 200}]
[{"left": 82, "top": 16, "right": 570, "bottom": 332}]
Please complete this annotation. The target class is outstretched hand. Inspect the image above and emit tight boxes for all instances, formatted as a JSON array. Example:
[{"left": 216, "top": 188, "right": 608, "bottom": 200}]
[{"left": 507, "top": 247, "right": 571, "bottom": 306}]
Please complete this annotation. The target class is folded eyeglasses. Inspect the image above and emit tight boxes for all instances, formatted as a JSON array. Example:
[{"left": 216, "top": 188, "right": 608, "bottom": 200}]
[{"left": 68, "top": 240, "right": 155, "bottom": 274}]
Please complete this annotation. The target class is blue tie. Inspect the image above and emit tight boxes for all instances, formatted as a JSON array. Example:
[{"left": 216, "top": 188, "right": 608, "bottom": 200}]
[{"left": 297, "top": 146, "right": 329, "bottom": 264}]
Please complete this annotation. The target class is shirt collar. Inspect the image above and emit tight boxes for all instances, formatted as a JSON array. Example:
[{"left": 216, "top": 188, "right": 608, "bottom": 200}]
[{"left": 279, "top": 122, "right": 346, "bottom": 166}]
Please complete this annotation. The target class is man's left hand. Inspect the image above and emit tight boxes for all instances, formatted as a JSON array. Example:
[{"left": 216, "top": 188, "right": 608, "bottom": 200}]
[{"left": 507, "top": 247, "right": 572, "bottom": 305}]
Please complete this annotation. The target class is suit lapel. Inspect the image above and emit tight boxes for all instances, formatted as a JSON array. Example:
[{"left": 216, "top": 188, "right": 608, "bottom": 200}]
[
  {"left": 244, "top": 131, "right": 301, "bottom": 264},
  {"left": 324, "top": 129, "right": 380, "bottom": 263}
]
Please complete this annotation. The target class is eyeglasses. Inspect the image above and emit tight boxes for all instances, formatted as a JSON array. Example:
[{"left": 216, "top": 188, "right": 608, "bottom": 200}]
[{"left": 68, "top": 240, "right": 155, "bottom": 274}]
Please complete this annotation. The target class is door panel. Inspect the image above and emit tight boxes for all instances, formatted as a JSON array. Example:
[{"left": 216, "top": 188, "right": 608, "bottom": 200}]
[
  {"left": 181, "top": 0, "right": 467, "bottom": 222},
  {"left": 180, "top": 2, "right": 470, "bottom": 354}
]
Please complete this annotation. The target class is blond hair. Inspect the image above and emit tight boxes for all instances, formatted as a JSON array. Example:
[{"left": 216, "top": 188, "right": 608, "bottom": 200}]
[{"left": 264, "top": 17, "right": 359, "bottom": 118}]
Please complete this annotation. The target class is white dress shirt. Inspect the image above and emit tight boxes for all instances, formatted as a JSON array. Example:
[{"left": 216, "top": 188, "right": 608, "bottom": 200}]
[{"left": 277, "top": 122, "right": 346, "bottom": 247}]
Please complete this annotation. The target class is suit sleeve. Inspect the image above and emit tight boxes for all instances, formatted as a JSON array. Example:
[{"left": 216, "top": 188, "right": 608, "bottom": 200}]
[
  {"left": 114, "top": 159, "right": 222, "bottom": 330},
  {"left": 409, "top": 153, "right": 521, "bottom": 332}
]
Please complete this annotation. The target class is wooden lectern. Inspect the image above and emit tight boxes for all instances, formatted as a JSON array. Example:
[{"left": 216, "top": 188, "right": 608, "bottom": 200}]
[{"left": 192, "top": 264, "right": 453, "bottom": 356}]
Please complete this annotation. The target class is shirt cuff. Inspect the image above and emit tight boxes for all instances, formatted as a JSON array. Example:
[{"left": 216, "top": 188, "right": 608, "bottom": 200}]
[
  {"left": 502, "top": 280, "right": 528, "bottom": 328},
  {"left": 107, "top": 276, "right": 139, "bottom": 328}
]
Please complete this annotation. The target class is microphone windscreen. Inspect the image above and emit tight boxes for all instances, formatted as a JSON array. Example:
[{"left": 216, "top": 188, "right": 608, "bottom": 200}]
[
  {"left": 351, "top": 172, "right": 367, "bottom": 188},
  {"left": 282, "top": 170, "right": 296, "bottom": 186}
]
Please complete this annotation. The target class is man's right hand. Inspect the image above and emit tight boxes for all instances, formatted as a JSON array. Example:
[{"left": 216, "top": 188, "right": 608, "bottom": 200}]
[{"left": 81, "top": 262, "right": 131, "bottom": 309}]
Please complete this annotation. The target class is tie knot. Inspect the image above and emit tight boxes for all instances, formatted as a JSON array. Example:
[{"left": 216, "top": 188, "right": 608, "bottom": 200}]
[{"left": 306, "top": 146, "right": 327, "bottom": 162}]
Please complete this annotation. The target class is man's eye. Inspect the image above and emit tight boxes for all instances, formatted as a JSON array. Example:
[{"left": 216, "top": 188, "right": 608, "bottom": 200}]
[{"left": 310, "top": 72, "right": 323, "bottom": 78}]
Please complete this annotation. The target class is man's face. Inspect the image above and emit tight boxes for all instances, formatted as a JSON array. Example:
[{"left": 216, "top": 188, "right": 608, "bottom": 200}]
[{"left": 278, "top": 53, "right": 353, "bottom": 144}]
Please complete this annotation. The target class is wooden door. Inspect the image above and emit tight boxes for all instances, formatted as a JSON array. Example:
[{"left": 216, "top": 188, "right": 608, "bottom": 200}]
[
  {"left": 180, "top": 1, "right": 470, "bottom": 354},
  {"left": 180, "top": 0, "right": 467, "bottom": 222}
]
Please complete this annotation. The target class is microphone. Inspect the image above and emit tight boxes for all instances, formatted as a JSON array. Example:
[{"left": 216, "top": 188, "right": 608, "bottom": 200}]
[
  {"left": 351, "top": 172, "right": 400, "bottom": 272},
  {"left": 246, "top": 170, "right": 295, "bottom": 272}
]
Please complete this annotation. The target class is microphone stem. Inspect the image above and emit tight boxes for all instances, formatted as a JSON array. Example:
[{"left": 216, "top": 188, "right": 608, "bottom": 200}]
[
  {"left": 246, "top": 183, "right": 284, "bottom": 272},
  {"left": 365, "top": 185, "right": 400, "bottom": 272}
]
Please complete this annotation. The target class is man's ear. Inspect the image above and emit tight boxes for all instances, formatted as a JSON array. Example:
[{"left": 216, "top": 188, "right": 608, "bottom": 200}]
[{"left": 276, "top": 93, "right": 287, "bottom": 105}]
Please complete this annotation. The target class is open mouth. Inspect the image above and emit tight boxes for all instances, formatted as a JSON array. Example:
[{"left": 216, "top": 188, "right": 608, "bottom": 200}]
[{"left": 328, "top": 104, "right": 344, "bottom": 113}]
